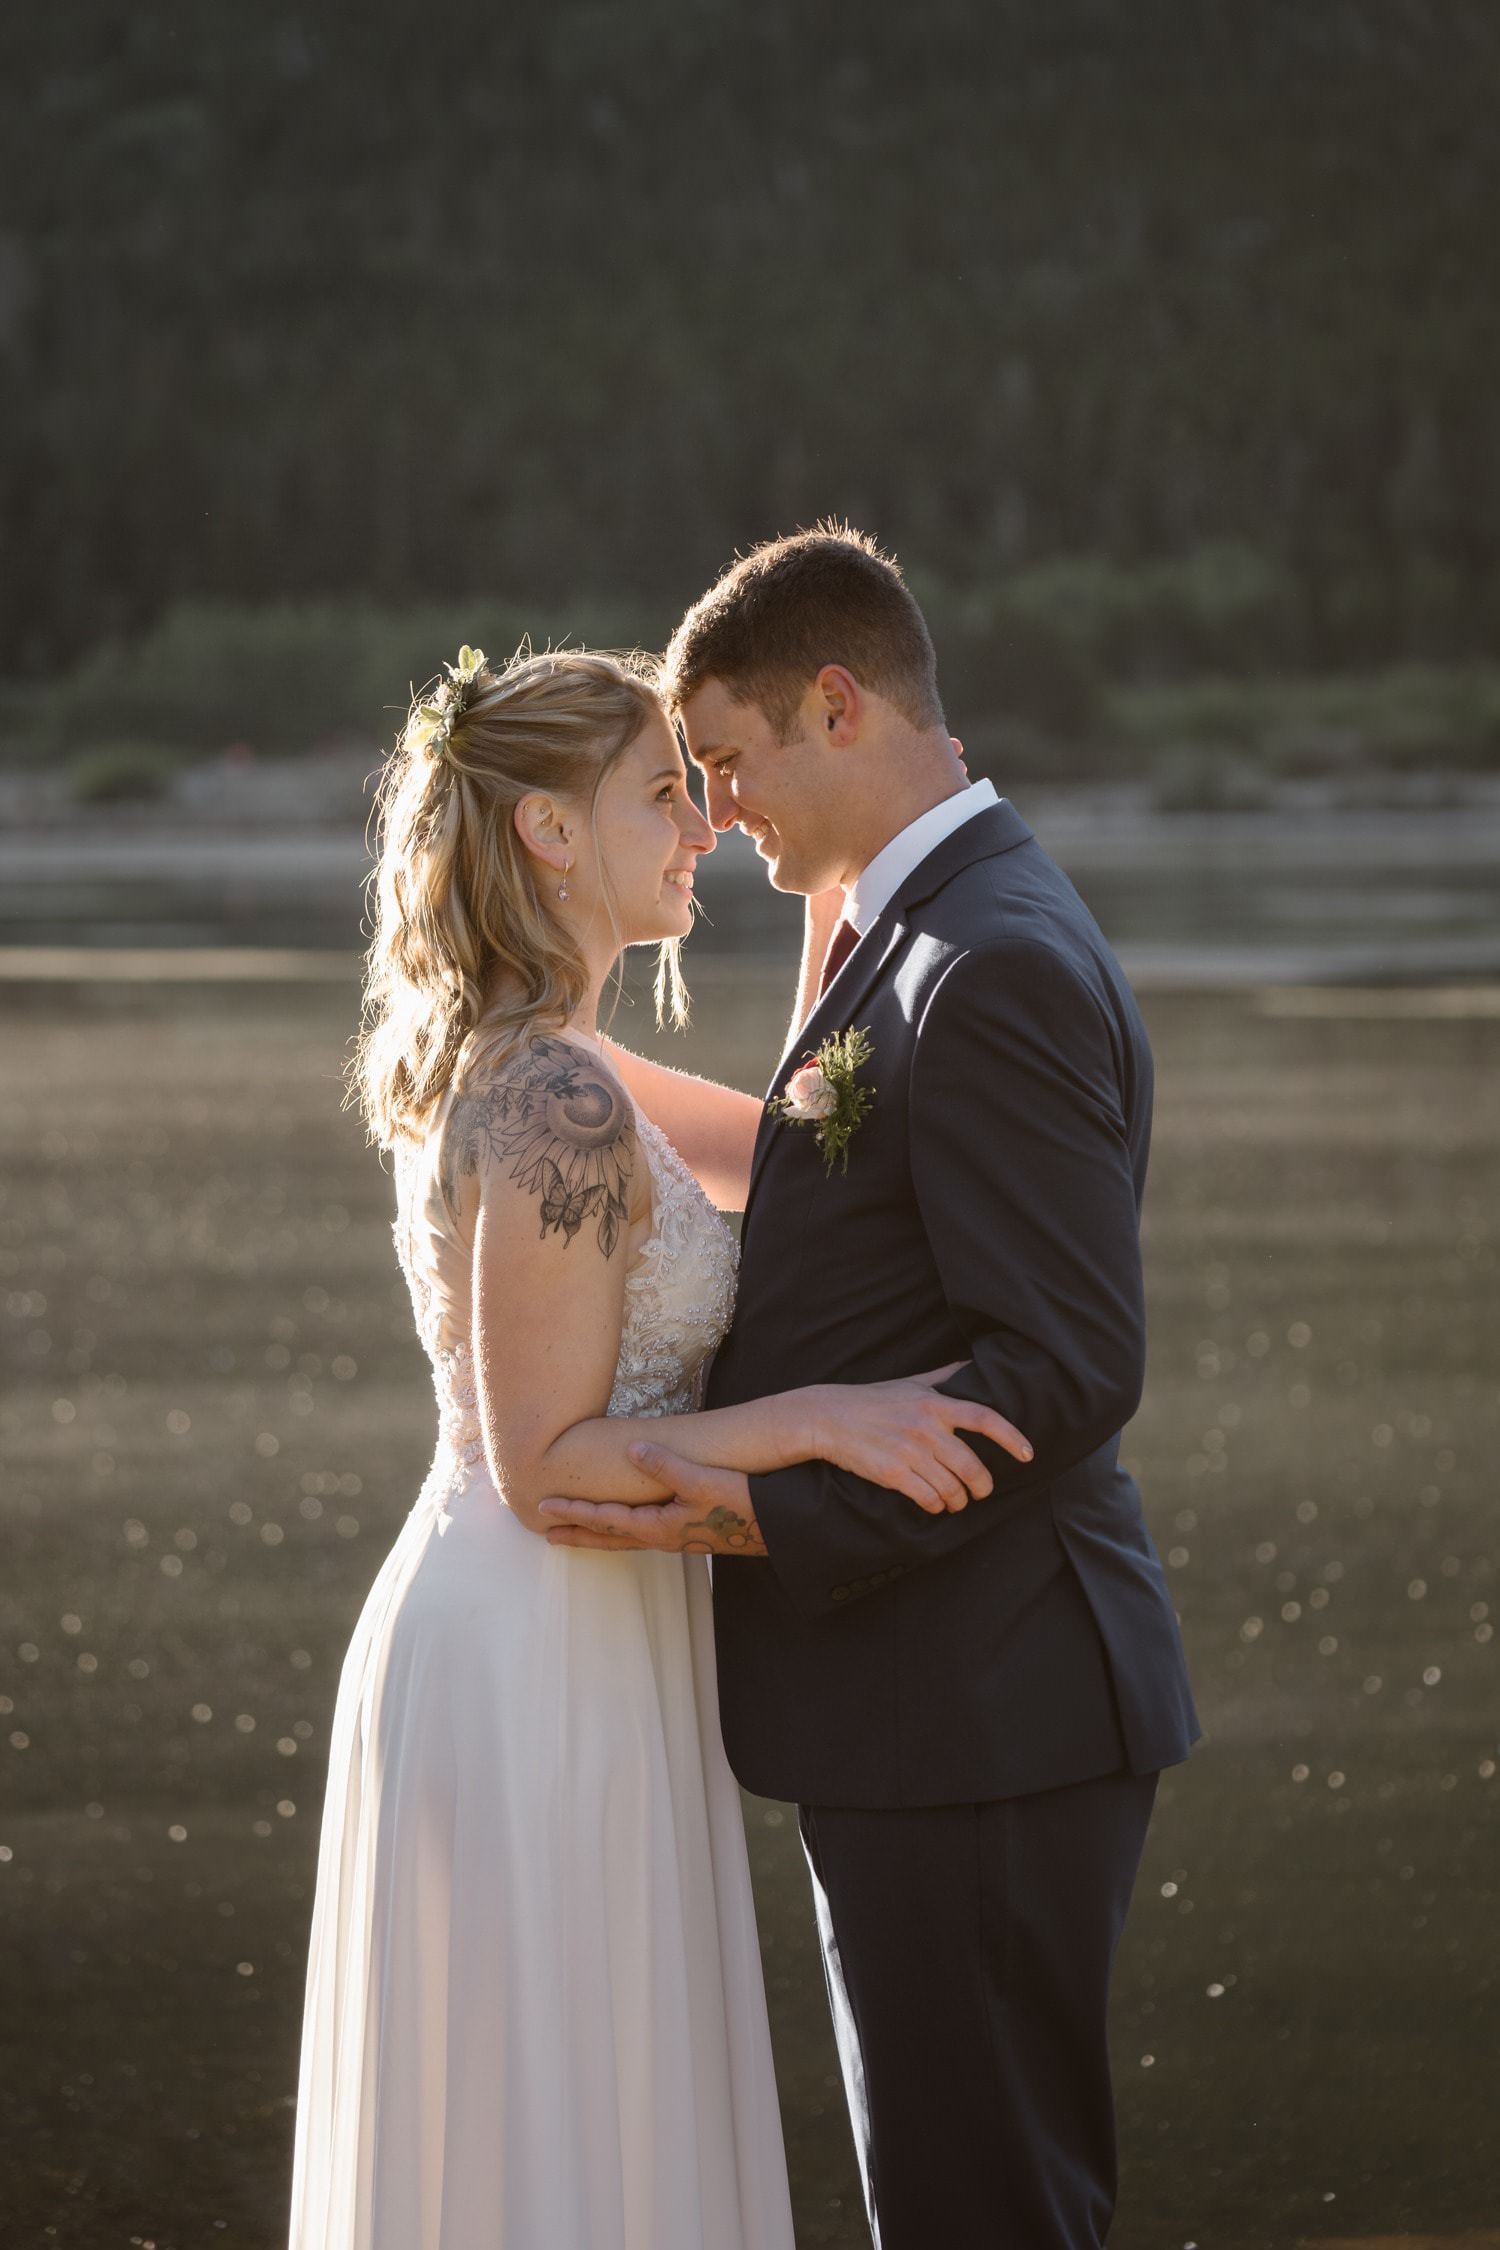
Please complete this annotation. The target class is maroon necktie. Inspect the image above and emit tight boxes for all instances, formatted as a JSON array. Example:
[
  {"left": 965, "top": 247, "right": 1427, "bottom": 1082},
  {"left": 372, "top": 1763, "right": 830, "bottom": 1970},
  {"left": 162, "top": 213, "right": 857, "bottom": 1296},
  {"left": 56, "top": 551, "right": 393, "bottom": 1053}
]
[{"left": 818, "top": 917, "right": 861, "bottom": 997}]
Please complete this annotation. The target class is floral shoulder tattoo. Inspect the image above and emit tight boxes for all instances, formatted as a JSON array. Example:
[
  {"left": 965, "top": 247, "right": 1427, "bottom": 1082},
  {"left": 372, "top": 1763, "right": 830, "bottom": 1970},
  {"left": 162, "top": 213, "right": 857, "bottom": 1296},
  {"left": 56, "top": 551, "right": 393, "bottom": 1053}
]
[{"left": 439, "top": 1036, "right": 636, "bottom": 1257}]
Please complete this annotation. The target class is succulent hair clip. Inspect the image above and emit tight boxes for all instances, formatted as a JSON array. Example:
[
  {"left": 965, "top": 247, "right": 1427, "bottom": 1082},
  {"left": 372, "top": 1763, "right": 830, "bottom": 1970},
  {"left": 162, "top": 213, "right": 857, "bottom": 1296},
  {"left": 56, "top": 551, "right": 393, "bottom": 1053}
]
[{"left": 406, "top": 644, "right": 488, "bottom": 761}]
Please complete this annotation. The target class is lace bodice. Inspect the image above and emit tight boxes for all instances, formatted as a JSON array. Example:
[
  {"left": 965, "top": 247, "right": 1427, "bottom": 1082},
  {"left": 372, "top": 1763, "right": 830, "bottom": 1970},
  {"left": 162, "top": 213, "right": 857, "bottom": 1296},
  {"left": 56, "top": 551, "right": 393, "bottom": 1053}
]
[{"left": 392, "top": 1090, "right": 739, "bottom": 1522}]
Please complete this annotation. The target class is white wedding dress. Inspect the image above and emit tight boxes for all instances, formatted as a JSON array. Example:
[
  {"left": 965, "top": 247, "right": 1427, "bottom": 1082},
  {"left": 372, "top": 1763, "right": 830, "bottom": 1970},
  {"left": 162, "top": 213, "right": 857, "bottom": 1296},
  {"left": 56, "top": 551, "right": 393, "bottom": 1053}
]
[{"left": 288, "top": 1076, "right": 796, "bottom": 2250}]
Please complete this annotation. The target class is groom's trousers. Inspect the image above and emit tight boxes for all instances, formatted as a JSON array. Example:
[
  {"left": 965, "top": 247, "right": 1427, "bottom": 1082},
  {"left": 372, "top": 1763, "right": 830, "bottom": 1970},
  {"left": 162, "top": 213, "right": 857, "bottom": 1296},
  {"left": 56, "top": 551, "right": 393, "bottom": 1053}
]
[{"left": 799, "top": 1767, "right": 1158, "bottom": 2250}]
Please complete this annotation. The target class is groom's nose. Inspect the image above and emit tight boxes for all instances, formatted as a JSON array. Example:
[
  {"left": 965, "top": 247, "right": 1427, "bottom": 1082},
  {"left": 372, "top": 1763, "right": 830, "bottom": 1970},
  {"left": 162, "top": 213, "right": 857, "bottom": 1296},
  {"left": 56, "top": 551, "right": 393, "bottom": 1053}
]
[{"left": 703, "top": 771, "right": 739, "bottom": 831}]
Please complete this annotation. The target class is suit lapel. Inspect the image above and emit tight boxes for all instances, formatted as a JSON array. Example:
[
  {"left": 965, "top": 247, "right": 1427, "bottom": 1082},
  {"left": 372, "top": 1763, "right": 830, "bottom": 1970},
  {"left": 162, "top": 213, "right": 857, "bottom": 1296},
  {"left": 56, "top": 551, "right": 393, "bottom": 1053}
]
[
  {"left": 743, "top": 911, "right": 908, "bottom": 1222},
  {"left": 740, "top": 799, "right": 1035, "bottom": 1229},
  {"left": 766, "top": 911, "right": 909, "bottom": 1096},
  {"left": 890, "top": 796, "right": 1033, "bottom": 915}
]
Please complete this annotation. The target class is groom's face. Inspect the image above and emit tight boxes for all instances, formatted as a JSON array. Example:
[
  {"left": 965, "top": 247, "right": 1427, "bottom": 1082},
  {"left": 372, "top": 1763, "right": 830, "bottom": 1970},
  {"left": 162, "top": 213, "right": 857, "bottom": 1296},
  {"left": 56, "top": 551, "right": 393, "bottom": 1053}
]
[{"left": 678, "top": 677, "right": 845, "bottom": 895}]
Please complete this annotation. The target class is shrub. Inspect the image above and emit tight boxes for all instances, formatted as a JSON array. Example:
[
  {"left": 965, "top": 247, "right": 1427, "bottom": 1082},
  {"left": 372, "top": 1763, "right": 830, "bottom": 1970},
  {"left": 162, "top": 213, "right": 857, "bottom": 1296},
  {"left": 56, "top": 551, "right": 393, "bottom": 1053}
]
[
  {"left": 914, "top": 573, "right": 1107, "bottom": 744},
  {"left": 1148, "top": 746, "right": 1273, "bottom": 813},
  {"left": 917, "top": 544, "right": 1303, "bottom": 747},
  {"left": 31, "top": 595, "right": 669, "bottom": 759},
  {"left": 989, "top": 545, "right": 1302, "bottom": 679},
  {"left": 68, "top": 742, "right": 184, "bottom": 805},
  {"left": 1112, "top": 665, "right": 1500, "bottom": 778}
]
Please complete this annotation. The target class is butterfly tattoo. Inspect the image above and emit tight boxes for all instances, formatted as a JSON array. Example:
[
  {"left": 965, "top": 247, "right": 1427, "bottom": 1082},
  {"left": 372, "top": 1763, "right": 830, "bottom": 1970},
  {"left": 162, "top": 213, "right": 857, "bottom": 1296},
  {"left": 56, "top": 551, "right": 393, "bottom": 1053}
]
[{"left": 440, "top": 1036, "right": 635, "bottom": 1258}]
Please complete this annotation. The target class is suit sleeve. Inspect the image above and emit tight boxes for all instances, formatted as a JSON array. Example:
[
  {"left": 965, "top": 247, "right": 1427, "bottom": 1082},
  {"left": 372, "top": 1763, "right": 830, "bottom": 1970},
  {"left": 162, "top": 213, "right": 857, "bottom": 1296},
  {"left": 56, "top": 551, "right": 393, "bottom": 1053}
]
[{"left": 748, "top": 938, "right": 1148, "bottom": 1619}]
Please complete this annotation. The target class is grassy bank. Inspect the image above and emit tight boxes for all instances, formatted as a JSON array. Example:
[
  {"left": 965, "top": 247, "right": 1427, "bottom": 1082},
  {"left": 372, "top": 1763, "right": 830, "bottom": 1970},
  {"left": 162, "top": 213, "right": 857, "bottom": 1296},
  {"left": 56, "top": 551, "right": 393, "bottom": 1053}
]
[{"left": 6, "top": 589, "right": 1500, "bottom": 813}]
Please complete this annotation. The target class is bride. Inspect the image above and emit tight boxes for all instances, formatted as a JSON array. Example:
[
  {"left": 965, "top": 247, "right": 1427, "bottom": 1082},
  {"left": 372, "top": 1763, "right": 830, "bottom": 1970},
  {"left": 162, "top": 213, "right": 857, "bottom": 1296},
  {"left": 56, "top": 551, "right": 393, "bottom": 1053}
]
[{"left": 287, "top": 644, "right": 1031, "bottom": 2249}]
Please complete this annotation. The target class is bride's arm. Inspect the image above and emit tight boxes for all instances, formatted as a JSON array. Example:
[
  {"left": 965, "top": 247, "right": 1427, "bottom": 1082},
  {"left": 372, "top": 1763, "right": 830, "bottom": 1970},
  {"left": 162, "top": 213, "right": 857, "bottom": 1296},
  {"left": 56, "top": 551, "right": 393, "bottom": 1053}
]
[
  {"left": 787, "top": 886, "right": 845, "bottom": 1047},
  {"left": 467, "top": 1042, "right": 793, "bottom": 1532},
  {"left": 597, "top": 1037, "right": 760, "bottom": 1212},
  {"left": 468, "top": 1043, "right": 1031, "bottom": 1536},
  {"left": 534, "top": 1370, "right": 1031, "bottom": 1525},
  {"left": 600, "top": 888, "right": 845, "bottom": 1208}
]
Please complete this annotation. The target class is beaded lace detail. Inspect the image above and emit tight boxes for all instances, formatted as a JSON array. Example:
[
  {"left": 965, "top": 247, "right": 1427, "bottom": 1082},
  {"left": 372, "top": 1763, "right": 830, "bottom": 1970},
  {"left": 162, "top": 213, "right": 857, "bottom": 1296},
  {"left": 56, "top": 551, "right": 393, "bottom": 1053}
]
[
  {"left": 612, "top": 1112, "right": 739, "bottom": 1418},
  {"left": 392, "top": 1103, "right": 738, "bottom": 1525}
]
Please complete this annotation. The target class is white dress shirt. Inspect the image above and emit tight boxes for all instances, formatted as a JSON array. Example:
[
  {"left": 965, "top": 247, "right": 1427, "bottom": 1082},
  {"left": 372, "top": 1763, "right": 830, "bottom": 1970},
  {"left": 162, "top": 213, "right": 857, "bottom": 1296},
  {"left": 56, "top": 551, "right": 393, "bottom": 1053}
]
[{"left": 843, "top": 778, "right": 1000, "bottom": 936}]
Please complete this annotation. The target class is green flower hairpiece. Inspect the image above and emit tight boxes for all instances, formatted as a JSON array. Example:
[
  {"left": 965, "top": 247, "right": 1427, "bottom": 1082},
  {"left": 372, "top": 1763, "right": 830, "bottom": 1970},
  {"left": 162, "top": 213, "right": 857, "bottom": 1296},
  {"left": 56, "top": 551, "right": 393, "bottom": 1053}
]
[{"left": 406, "top": 645, "right": 488, "bottom": 762}]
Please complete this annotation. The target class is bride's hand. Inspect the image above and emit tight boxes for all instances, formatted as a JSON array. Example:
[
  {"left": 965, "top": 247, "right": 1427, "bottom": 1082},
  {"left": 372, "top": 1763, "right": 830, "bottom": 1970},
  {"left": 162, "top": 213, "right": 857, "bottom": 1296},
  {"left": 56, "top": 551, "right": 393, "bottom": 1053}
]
[{"left": 803, "top": 1366, "right": 1034, "bottom": 1515}]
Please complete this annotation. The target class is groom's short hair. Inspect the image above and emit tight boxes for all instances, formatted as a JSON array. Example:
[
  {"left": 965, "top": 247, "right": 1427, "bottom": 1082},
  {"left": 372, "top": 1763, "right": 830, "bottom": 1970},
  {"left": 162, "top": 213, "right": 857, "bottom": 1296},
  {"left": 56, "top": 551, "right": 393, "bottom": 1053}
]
[{"left": 662, "top": 524, "right": 945, "bottom": 740}]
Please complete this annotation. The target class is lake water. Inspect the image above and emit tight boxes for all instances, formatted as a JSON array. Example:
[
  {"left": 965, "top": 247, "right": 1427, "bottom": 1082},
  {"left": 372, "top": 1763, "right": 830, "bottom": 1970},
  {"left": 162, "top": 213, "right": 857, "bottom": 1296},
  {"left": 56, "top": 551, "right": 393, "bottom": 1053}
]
[
  {"left": 3, "top": 781, "right": 1498, "bottom": 2242},
  {"left": 1, "top": 795, "right": 1498, "bottom": 985}
]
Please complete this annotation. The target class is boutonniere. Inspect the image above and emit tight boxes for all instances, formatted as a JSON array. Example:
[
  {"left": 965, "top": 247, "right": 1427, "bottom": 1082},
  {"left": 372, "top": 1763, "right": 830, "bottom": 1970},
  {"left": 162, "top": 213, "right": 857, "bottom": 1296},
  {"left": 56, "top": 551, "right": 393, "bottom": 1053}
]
[{"left": 769, "top": 1026, "right": 875, "bottom": 1174}]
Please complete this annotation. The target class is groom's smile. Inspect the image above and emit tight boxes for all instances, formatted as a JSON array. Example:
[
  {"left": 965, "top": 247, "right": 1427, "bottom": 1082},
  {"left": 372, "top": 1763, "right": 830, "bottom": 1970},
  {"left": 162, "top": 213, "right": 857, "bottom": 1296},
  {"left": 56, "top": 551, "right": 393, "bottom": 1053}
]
[
  {"left": 727, "top": 805, "right": 790, "bottom": 877},
  {"left": 676, "top": 675, "right": 844, "bottom": 897}
]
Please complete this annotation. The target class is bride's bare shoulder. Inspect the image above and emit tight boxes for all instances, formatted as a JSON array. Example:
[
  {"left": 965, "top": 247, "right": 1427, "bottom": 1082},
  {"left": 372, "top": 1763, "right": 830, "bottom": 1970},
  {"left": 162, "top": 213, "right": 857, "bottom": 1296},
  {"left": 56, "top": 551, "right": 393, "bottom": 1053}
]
[{"left": 437, "top": 1033, "right": 642, "bottom": 1257}]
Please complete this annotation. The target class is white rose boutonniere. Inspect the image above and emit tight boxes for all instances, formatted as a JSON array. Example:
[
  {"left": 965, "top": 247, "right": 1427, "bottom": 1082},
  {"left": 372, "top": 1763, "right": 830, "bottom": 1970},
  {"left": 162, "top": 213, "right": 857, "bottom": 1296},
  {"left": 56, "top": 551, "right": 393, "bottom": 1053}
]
[
  {"left": 770, "top": 1026, "right": 875, "bottom": 1174},
  {"left": 783, "top": 1062, "right": 840, "bottom": 1119}
]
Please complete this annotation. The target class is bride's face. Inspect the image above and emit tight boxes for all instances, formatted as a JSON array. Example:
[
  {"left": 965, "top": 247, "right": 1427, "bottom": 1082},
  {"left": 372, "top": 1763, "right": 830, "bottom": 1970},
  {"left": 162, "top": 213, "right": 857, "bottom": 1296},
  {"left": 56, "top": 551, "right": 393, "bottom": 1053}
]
[{"left": 588, "top": 714, "right": 715, "bottom": 944}]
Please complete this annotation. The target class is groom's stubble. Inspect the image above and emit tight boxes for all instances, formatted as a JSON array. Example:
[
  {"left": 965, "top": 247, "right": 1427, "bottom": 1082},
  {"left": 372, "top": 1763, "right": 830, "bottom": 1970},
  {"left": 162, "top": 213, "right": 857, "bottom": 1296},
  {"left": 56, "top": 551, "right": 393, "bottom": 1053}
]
[
  {"left": 677, "top": 675, "right": 855, "bottom": 896},
  {"left": 679, "top": 670, "right": 968, "bottom": 900}
]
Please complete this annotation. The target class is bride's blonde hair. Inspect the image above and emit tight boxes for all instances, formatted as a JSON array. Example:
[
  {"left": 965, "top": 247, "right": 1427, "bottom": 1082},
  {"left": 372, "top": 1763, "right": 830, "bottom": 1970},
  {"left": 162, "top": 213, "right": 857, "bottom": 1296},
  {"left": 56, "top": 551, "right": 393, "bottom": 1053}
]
[{"left": 350, "top": 645, "right": 685, "bottom": 1150}]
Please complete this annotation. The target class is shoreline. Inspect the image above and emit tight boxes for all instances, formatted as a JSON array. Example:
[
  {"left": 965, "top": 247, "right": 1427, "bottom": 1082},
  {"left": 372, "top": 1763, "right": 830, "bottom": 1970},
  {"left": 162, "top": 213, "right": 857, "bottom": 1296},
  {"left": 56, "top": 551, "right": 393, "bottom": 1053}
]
[
  {"left": 2, "top": 781, "right": 1498, "bottom": 878},
  {"left": 3, "top": 770, "right": 1496, "bottom": 988},
  {"left": 4, "top": 946, "right": 1500, "bottom": 998}
]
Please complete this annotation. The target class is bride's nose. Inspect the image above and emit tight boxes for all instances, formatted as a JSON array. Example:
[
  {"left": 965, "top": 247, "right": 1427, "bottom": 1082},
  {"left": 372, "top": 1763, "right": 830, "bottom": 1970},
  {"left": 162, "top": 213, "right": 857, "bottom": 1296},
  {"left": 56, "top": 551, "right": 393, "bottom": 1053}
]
[{"left": 682, "top": 800, "right": 716, "bottom": 854}]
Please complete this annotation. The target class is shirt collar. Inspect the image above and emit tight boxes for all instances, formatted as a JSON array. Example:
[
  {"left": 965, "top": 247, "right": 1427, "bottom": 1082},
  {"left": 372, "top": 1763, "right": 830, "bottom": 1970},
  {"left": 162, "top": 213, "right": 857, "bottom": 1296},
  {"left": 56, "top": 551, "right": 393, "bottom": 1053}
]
[{"left": 844, "top": 778, "right": 1000, "bottom": 935}]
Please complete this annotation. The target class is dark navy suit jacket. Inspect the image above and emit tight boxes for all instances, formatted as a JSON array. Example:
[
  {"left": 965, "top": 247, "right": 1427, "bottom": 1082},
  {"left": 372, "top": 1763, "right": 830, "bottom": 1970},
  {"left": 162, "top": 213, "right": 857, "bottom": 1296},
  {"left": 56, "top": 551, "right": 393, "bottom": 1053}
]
[{"left": 706, "top": 798, "right": 1201, "bottom": 1808}]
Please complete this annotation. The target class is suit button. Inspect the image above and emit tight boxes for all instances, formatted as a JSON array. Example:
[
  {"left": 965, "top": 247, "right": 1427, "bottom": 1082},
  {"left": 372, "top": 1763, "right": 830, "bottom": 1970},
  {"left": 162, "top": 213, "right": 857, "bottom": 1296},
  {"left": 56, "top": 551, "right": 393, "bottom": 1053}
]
[{"left": 831, "top": 1585, "right": 851, "bottom": 1604}]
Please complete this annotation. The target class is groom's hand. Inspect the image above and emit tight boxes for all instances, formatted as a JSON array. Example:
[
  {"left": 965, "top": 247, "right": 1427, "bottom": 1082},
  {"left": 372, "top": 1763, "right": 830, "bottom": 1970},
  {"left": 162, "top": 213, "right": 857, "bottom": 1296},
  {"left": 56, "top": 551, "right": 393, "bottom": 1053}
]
[{"left": 539, "top": 1446, "right": 768, "bottom": 1557}]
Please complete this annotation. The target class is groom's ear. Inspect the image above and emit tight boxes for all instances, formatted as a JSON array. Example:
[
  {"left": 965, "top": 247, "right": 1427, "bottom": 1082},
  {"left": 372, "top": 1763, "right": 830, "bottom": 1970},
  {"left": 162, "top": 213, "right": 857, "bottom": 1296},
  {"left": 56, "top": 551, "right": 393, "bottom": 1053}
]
[{"left": 811, "top": 664, "right": 863, "bottom": 750}]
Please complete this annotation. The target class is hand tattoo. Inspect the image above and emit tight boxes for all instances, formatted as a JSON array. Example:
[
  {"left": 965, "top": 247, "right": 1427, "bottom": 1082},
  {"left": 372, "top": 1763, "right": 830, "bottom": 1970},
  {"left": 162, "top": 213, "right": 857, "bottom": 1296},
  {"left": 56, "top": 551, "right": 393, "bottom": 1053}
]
[
  {"left": 683, "top": 1504, "right": 767, "bottom": 1557},
  {"left": 440, "top": 1035, "right": 635, "bottom": 1256}
]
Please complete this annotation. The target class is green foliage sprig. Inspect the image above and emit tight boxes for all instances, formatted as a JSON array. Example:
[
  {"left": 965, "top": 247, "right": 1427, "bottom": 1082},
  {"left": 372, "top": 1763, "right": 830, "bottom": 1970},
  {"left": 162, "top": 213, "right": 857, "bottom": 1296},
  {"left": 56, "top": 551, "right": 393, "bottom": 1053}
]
[{"left": 770, "top": 1025, "right": 876, "bottom": 1176}]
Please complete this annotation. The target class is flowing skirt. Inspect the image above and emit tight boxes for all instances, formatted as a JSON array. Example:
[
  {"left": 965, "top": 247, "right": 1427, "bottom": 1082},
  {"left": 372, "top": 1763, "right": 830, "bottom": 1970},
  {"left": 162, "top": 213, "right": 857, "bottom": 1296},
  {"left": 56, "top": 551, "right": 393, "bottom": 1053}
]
[{"left": 288, "top": 1461, "right": 795, "bottom": 2250}]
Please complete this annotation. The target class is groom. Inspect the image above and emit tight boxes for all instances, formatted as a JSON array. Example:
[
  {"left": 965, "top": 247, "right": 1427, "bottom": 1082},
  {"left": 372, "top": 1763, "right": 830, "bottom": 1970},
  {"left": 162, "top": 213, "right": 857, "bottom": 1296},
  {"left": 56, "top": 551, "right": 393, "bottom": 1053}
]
[{"left": 568, "top": 527, "right": 1198, "bottom": 2246}]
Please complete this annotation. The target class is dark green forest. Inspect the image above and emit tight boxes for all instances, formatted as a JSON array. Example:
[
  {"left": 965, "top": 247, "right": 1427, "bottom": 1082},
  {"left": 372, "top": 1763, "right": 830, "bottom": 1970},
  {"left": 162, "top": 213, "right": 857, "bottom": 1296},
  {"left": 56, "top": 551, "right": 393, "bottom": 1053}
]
[{"left": 4, "top": 1, "right": 1500, "bottom": 766}]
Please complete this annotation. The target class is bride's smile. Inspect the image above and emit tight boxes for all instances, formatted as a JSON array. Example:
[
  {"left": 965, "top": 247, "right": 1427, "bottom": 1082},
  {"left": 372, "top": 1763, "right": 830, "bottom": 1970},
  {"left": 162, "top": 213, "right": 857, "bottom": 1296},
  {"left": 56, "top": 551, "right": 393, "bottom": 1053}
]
[{"left": 577, "top": 713, "right": 715, "bottom": 946}]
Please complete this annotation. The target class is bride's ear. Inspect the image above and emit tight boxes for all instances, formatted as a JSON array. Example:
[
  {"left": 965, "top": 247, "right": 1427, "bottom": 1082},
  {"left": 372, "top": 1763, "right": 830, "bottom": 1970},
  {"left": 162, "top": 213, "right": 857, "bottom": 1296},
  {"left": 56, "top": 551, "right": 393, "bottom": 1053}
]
[{"left": 513, "top": 793, "right": 572, "bottom": 875}]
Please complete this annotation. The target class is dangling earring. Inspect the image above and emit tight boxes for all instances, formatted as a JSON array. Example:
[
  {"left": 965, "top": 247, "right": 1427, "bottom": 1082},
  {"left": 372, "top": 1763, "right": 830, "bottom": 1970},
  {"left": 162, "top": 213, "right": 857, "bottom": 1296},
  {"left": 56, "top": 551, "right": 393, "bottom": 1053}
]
[{"left": 557, "top": 857, "right": 572, "bottom": 903}]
